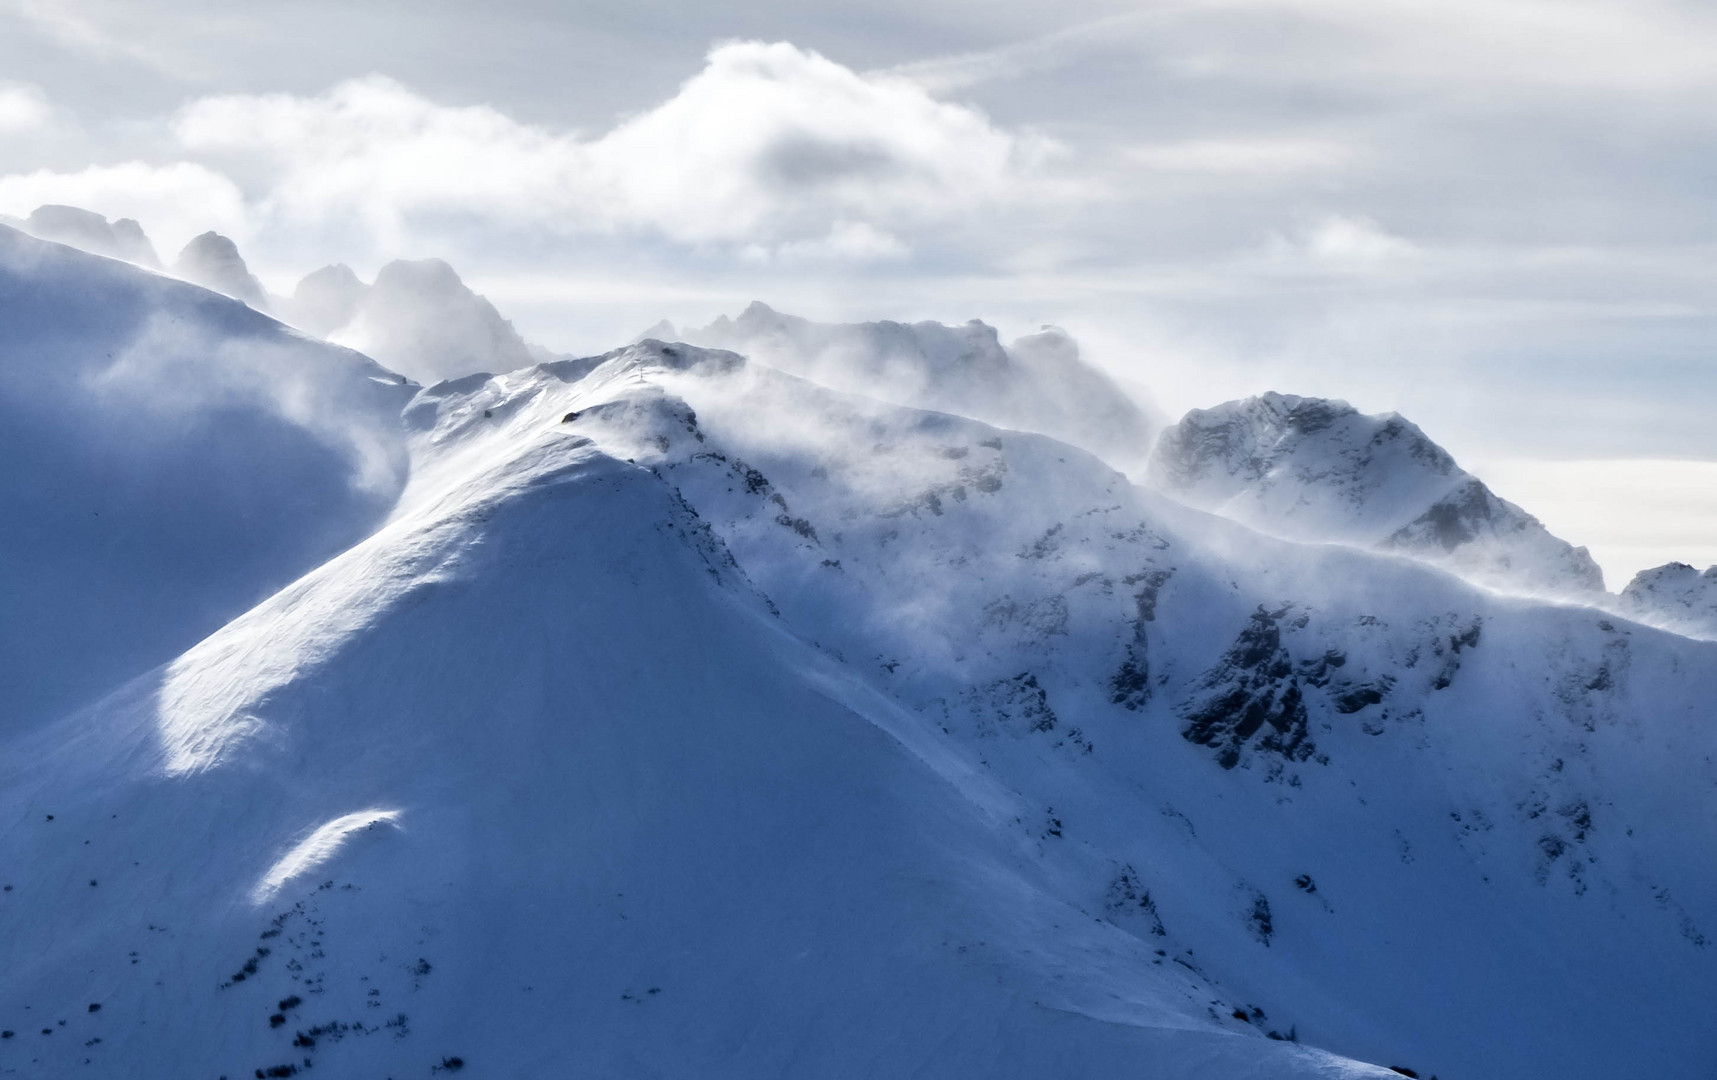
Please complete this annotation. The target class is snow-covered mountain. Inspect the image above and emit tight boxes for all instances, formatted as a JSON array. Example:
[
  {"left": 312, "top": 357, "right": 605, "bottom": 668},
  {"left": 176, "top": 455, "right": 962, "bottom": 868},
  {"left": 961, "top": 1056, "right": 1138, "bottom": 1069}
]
[
  {"left": 283, "top": 258, "right": 539, "bottom": 383},
  {"left": 2, "top": 241, "right": 1713, "bottom": 1080},
  {"left": 3, "top": 205, "right": 162, "bottom": 268},
  {"left": 1, "top": 205, "right": 538, "bottom": 383},
  {"left": 283, "top": 263, "right": 367, "bottom": 337},
  {"left": 173, "top": 230, "right": 272, "bottom": 311},
  {"left": 1148, "top": 392, "right": 1606, "bottom": 597},
  {"left": 0, "top": 225, "right": 412, "bottom": 732},
  {"left": 676, "top": 301, "right": 1158, "bottom": 474},
  {"left": 1620, "top": 562, "right": 1717, "bottom": 639}
]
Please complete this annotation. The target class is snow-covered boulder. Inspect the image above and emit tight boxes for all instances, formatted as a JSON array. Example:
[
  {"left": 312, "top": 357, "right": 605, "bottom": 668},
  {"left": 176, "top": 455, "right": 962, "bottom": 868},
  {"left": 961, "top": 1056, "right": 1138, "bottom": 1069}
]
[{"left": 1148, "top": 392, "right": 1605, "bottom": 597}]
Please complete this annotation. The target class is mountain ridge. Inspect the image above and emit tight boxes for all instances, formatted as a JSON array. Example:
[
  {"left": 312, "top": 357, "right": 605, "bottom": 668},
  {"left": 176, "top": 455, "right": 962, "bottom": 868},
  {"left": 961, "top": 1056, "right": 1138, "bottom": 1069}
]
[
  {"left": 1148, "top": 390, "right": 1607, "bottom": 597},
  {"left": 0, "top": 226, "right": 1712, "bottom": 1079}
]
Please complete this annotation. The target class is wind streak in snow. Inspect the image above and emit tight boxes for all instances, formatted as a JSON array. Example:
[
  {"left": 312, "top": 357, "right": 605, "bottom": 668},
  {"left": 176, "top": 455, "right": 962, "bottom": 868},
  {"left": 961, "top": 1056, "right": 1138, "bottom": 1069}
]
[{"left": 253, "top": 809, "right": 402, "bottom": 903}]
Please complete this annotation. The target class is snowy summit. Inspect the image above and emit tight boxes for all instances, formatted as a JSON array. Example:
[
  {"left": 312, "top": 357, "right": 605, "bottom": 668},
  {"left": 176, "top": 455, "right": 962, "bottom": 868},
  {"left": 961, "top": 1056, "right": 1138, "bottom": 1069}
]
[{"left": 0, "top": 218, "right": 1713, "bottom": 1079}]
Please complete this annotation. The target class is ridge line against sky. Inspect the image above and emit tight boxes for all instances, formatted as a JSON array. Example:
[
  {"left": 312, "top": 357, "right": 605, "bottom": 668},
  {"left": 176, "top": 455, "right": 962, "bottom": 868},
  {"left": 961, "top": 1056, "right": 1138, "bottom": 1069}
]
[{"left": 0, "top": 0, "right": 1713, "bottom": 580}]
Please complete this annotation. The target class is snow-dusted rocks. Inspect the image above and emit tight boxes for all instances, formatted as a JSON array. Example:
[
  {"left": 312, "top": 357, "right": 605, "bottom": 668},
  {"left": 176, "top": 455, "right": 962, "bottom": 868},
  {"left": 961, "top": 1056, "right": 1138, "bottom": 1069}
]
[
  {"left": 1148, "top": 392, "right": 1605, "bottom": 597},
  {"left": 173, "top": 230, "right": 271, "bottom": 311},
  {"left": 8, "top": 204, "right": 162, "bottom": 267},
  {"left": 287, "top": 258, "right": 537, "bottom": 384},
  {"left": 0, "top": 225, "right": 413, "bottom": 731},
  {"left": 678, "top": 301, "right": 1157, "bottom": 473},
  {"left": 1620, "top": 562, "right": 1717, "bottom": 639}
]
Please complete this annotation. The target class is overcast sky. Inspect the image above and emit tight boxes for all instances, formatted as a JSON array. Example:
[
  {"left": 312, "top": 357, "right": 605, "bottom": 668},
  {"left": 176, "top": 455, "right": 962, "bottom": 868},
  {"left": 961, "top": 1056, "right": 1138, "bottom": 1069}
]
[{"left": 2, "top": 0, "right": 1713, "bottom": 581}]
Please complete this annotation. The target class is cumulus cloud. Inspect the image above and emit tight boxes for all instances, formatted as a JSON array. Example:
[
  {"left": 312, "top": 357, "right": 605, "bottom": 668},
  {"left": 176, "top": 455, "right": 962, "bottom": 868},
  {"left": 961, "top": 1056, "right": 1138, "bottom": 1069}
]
[
  {"left": 0, "top": 83, "right": 49, "bottom": 133},
  {"left": 169, "top": 41, "right": 1045, "bottom": 258},
  {"left": 0, "top": 161, "right": 247, "bottom": 253}
]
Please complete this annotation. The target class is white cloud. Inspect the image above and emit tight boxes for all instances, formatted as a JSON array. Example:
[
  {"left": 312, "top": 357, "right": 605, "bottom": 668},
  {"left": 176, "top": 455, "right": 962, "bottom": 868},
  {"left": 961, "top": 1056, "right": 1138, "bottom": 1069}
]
[
  {"left": 0, "top": 162, "right": 248, "bottom": 253},
  {"left": 1304, "top": 215, "right": 1417, "bottom": 263},
  {"left": 169, "top": 42, "right": 1046, "bottom": 258},
  {"left": 0, "top": 83, "right": 49, "bottom": 133},
  {"left": 1125, "top": 137, "right": 1357, "bottom": 175},
  {"left": 1262, "top": 214, "right": 1418, "bottom": 271},
  {"left": 770, "top": 220, "right": 911, "bottom": 263}
]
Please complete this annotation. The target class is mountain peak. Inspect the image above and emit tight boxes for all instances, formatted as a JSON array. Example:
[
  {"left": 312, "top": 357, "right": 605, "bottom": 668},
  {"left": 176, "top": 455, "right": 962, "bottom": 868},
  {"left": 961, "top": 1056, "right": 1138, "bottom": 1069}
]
[
  {"left": 326, "top": 257, "right": 535, "bottom": 383},
  {"left": 1621, "top": 561, "right": 1717, "bottom": 638},
  {"left": 679, "top": 304, "right": 1156, "bottom": 473},
  {"left": 289, "top": 263, "right": 366, "bottom": 336},
  {"left": 18, "top": 204, "right": 162, "bottom": 268},
  {"left": 173, "top": 231, "right": 269, "bottom": 310},
  {"left": 1149, "top": 392, "right": 1602, "bottom": 595}
]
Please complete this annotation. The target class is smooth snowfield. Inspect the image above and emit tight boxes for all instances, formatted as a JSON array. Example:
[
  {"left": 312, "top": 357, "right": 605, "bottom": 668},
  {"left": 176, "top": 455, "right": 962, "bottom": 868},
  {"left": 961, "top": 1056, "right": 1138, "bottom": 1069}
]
[
  {"left": 0, "top": 226, "right": 413, "bottom": 732},
  {"left": 1, "top": 246, "right": 1714, "bottom": 1079}
]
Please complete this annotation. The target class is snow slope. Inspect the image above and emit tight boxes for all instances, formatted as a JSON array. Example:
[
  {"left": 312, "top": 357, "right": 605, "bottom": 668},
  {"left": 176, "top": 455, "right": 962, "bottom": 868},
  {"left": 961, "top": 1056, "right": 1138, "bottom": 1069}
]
[
  {"left": 1149, "top": 392, "right": 1605, "bottom": 597},
  {"left": 2, "top": 246, "right": 1713, "bottom": 1080},
  {"left": 0, "top": 342, "right": 1391, "bottom": 1080},
  {"left": 678, "top": 302, "right": 1158, "bottom": 474},
  {"left": 541, "top": 346, "right": 1716, "bottom": 1080},
  {"left": 0, "top": 225, "right": 413, "bottom": 732},
  {"left": 1620, "top": 562, "right": 1717, "bottom": 640}
]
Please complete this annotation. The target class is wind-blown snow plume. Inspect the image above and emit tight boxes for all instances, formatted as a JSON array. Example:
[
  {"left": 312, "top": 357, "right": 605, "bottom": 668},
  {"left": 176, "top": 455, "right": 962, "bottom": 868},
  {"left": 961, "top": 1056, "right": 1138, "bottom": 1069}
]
[
  {"left": 679, "top": 302, "right": 1157, "bottom": 473},
  {"left": 0, "top": 225, "right": 413, "bottom": 731},
  {"left": 1148, "top": 392, "right": 1606, "bottom": 597}
]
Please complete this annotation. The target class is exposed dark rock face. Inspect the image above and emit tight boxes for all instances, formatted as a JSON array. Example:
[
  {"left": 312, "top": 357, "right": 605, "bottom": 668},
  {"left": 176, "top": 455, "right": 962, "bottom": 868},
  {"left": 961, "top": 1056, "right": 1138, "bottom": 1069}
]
[
  {"left": 1110, "top": 569, "right": 1173, "bottom": 710},
  {"left": 1181, "top": 607, "right": 1314, "bottom": 769}
]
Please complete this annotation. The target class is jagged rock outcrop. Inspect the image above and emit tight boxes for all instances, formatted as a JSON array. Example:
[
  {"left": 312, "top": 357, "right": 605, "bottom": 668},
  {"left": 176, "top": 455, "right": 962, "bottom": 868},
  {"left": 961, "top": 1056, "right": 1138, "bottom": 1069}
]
[{"left": 1148, "top": 392, "right": 1604, "bottom": 597}]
